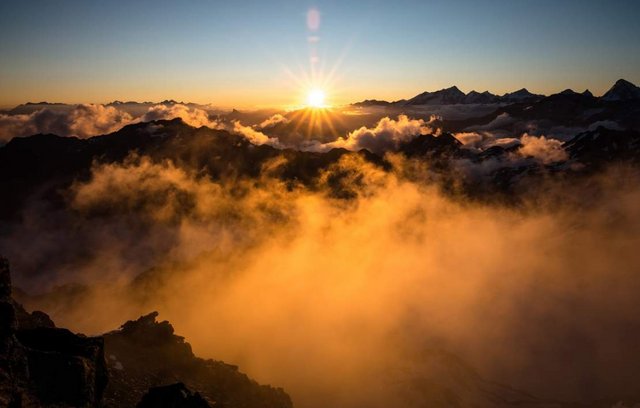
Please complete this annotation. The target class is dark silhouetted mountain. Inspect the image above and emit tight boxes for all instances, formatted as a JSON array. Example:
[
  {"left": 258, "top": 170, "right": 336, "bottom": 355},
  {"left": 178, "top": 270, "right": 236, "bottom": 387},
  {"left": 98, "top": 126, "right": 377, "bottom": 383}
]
[
  {"left": 399, "top": 132, "right": 464, "bottom": 158},
  {"left": 463, "top": 90, "right": 500, "bottom": 104},
  {"left": 446, "top": 84, "right": 640, "bottom": 133},
  {"left": 0, "top": 119, "right": 382, "bottom": 220},
  {"left": 500, "top": 88, "right": 544, "bottom": 103},
  {"left": 103, "top": 312, "right": 292, "bottom": 408},
  {"left": 352, "top": 99, "right": 393, "bottom": 107},
  {"left": 9, "top": 102, "right": 74, "bottom": 115},
  {"left": 136, "top": 383, "right": 211, "bottom": 408},
  {"left": 559, "top": 89, "right": 579, "bottom": 95},
  {"left": 0, "top": 258, "right": 292, "bottom": 408},
  {"left": 0, "top": 257, "right": 108, "bottom": 408},
  {"left": 405, "top": 86, "right": 467, "bottom": 105},
  {"left": 354, "top": 87, "right": 544, "bottom": 107},
  {"left": 563, "top": 126, "right": 640, "bottom": 166},
  {"left": 601, "top": 79, "right": 640, "bottom": 101}
]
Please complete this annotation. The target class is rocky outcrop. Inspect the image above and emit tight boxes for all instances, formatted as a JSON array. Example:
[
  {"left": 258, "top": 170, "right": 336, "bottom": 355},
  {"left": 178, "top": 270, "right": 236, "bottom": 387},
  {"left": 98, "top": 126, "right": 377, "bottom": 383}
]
[
  {"left": 136, "top": 383, "right": 211, "bottom": 408},
  {"left": 103, "top": 312, "right": 292, "bottom": 408},
  {"left": 0, "top": 258, "right": 293, "bottom": 408},
  {"left": 0, "top": 257, "right": 108, "bottom": 407}
]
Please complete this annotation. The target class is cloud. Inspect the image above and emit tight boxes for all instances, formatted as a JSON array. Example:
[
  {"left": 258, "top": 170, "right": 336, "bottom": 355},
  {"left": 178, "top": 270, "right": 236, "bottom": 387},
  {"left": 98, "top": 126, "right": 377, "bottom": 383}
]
[
  {"left": 5, "top": 155, "right": 640, "bottom": 407},
  {"left": 255, "top": 114, "right": 290, "bottom": 130},
  {"left": 141, "top": 104, "right": 222, "bottom": 129},
  {"left": 454, "top": 132, "right": 483, "bottom": 148},
  {"left": 0, "top": 104, "right": 133, "bottom": 142},
  {"left": 141, "top": 104, "right": 282, "bottom": 147},
  {"left": 0, "top": 103, "right": 285, "bottom": 148},
  {"left": 231, "top": 121, "right": 282, "bottom": 147},
  {"left": 454, "top": 130, "right": 521, "bottom": 152},
  {"left": 518, "top": 134, "right": 568, "bottom": 164},
  {"left": 305, "top": 115, "right": 437, "bottom": 154}
]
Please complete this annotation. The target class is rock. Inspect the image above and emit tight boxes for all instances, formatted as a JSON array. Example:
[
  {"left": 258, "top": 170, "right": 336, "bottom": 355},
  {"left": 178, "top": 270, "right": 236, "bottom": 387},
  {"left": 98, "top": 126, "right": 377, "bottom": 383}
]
[
  {"left": 0, "top": 257, "right": 108, "bottom": 407},
  {"left": 104, "top": 312, "right": 292, "bottom": 408},
  {"left": 136, "top": 383, "right": 211, "bottom": 408}
]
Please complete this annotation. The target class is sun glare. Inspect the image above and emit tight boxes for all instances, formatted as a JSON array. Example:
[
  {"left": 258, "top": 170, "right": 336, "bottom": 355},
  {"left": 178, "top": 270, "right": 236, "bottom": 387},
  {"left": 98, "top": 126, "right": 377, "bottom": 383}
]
[{"left": 307, "top": 89, "right": 326, "bottom": 108}]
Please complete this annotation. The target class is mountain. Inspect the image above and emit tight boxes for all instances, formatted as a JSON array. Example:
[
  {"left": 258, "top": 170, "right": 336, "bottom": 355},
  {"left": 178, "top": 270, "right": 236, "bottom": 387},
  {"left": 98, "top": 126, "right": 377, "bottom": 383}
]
[
  {"left": 463, "top": 90, "right": 500, "bottom": 104},
  {"left": 601, "top": 79, "right": 640, "bottom": 101},
  {"left": 398, "top": 132, "right": 464, "bottom": 159},
  {"left": 103, "top": 312, "right": 292, "bottom": 408},
  {"left": 0, "top": 118, "right": 381, "bottom": 220},
  {"left": 351, "top": 99, "right": 393, "bottom": 107},
  {"left": 0, "top": 258, "right": 292, "bottom": 408},
  {"left": 563, "top": 126, "right": 640, "bottom": 165},
  {"left": 9, "top": 102, "right": 75, "bottom": 115},
  {"left": 405, "top": 86, "right": 467, "bottom": 105},
  {"left": 500, "top": 88, "right": 544, "bottom": 103},
  {"left": 0, "top": 257, "right": 108, "bottom": 407},
  {"left": 353, "top": 87, "right": 544, "bottom": 107}
]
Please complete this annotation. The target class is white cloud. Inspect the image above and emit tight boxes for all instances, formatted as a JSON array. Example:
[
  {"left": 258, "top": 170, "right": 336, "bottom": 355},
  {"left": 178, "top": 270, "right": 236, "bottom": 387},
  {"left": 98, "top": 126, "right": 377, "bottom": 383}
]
[
  {"left": 306, "top": 115, "right": 437, "bottom": 154},
  {"left": 518, "top": 134, "right": 568, "bottom": 164},
  {"left": 0, "top": 104, "right": 133, "bottom": 142}
]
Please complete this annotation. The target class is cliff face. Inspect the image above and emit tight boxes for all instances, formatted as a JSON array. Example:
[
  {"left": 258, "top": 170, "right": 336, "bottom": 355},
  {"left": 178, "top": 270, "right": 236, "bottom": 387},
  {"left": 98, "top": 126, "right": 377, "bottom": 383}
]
[{"left": 0, "top": 257, "right": 107, "bottom": 407}]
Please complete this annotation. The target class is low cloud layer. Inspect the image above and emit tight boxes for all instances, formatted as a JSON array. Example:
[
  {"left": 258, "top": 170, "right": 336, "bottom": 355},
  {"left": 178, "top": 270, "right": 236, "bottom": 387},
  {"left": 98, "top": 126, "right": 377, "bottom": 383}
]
[
  {"left": 0, "top": 104, "right": 133, "bottom": 141},
  {"left": 303, "top": 114, "right": 437, "bottom": 154},
  {"left": 0, "top": 103, "right": 284, "bottom": 147},
  {"left": 3, "top": 151, "right": 640, "bottom": 407},
  {"left": 141, "top": 103, "right": 223, "bottom": 128}
]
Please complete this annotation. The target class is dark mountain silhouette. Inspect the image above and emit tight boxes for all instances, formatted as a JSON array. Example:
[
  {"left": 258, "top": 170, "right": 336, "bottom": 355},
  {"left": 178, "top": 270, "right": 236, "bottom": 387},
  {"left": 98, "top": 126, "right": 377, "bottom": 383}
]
[
  {"left": 352, "top": 86, "right": 544, "bottom": 106},
  {"left": 440, "top": 80, "right": 640, "bottom": 133},
  {"left": 405, "top": 86, "right": 467, "bottom": 105},
  {"left": 601, "top": 79, "right": 640, "bottom": 101},
  {"left": 352, "top": 80, "right": 639, "bottom": 108},
  {"left": 563, "top": 126, "right": 640, "bottom": 166},
  {"left": 463, "top": 90, "right": 500, "bottom": 104},
  {"left": 103, "top": 312, "right": 292, "bottom": 408},
  {"left": 136, "top": 383, "right": 212, "bottom": 408},
  {"left": 2, "top": 106, "right": 640, "bottom": 223},
  {"left": 0, "top": 258, "right": 292, "bottom": 408},
  {"left": 0, "top": 119, "right": 381, "bottom": 220},
  {"left": 0, "top": 257, "right": 107, "bottom": 407},
  {"left": 500, "top": 88, "right": 544, "bottom": 103},
  {"left": 351, "top": 99, "right": 394, "bottom": 107}
]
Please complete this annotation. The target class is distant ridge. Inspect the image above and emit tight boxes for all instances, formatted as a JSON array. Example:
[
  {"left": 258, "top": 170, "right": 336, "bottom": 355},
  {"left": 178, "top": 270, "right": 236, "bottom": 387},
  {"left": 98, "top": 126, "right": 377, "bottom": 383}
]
[{"left": 352, "top": 79, "right": 639, "bottom": 107}]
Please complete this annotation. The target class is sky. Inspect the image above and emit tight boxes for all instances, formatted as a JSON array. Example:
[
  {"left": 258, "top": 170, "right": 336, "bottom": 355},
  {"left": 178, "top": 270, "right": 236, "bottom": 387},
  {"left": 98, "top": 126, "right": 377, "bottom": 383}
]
[{"left": 1, "top": 0, "right": 639, "bottom": 108}]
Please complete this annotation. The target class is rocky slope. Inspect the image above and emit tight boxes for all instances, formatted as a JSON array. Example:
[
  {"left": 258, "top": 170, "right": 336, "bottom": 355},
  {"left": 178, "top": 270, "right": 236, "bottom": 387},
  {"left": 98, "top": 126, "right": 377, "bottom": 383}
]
[
  {"left": 0, "top": 258, "right": 292, "bottom": 408},
  {"left": 0, "top": 257, "right": 107, "bottom": 407}
]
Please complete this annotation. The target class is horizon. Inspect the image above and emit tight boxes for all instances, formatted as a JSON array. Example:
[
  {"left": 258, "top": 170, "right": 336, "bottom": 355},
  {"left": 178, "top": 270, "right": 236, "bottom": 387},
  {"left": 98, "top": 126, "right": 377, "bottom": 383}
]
[
  {"left": 1, "top": 78, "right": 635, "bottom": 111},
  {"left": 2, "top": 0, "right": 640, "bottom": 108}
]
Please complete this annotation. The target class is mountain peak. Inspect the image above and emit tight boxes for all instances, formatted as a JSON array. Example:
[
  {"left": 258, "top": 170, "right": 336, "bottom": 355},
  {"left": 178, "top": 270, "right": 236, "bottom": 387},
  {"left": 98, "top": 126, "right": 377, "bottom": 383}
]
[
  {"left": 614, "top": 78, "right": 635, "bottom": 87},
  {"left": 602, "top": 78, "right": 640, "bottom": 101}
]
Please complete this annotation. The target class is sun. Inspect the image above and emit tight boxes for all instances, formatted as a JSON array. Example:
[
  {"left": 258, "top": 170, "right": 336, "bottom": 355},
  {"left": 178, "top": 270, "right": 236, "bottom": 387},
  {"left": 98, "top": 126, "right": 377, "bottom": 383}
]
[{"left": 307, "top": 89, "right": 326, "bottom": 108}]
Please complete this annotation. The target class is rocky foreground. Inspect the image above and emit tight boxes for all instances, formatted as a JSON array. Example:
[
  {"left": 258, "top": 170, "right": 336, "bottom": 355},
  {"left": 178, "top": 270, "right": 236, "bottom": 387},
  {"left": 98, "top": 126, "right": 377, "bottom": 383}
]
[{"left": 0, "top": 257, "right": 292, "bottom": 408}]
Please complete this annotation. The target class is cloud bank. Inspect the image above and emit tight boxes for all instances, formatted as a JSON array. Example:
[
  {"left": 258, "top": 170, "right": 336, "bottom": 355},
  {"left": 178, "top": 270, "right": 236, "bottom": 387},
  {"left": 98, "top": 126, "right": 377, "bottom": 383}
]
[
  {"left": 0, "top": 104, "right": 133, "bottom": 141},
  {"left": 3, "top": 152, "right": 640, "bottom": 407}
]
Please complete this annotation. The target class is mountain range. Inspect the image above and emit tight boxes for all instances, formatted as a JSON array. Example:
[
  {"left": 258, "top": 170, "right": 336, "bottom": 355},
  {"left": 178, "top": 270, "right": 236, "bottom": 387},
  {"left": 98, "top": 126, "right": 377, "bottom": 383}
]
[{"left": 353, "top": 79, "right": 640, "bottom": 107}]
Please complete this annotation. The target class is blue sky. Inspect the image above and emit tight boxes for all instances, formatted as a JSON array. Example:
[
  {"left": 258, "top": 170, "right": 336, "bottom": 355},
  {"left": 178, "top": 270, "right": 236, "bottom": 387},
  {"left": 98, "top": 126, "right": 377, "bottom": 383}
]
[{"left": 1, "top": 0, "right": 639, "bottom": 107}]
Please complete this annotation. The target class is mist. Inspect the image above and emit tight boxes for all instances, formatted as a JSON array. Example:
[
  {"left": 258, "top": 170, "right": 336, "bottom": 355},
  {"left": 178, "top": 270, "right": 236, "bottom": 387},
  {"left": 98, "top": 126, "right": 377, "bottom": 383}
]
[{"left": 3, "top": 150, "right": 640, "bottom": 407}]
